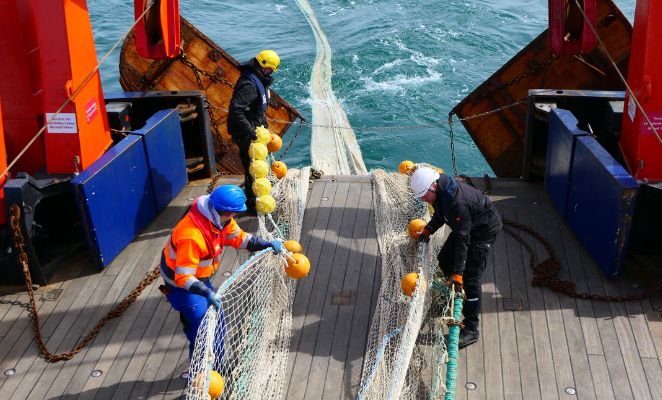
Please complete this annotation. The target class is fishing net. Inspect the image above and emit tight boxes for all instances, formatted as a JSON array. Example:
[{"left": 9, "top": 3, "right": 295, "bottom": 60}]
[
  {"left": 295, "top": 0, "right": 368, "bottom": 175},
  {"left": 359, "top": 169, "right": 458, "bottom": 400},
  {"left": 185, "top": 167, "right": 310, "bottom": 400}
]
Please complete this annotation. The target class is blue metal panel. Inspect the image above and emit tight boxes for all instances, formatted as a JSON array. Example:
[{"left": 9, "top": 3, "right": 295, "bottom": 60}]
[
  {"left": 130, "top": 109, "right": 187, "bottom": 212},
  {"left": 566, "top": 136, "right": 638, "bottom": 276},
  {"left": 545, "top": 109, "right": 588, "bottom": 217},
  {"left": 72, "top": 135, "right": 157, "bottom": 268}
]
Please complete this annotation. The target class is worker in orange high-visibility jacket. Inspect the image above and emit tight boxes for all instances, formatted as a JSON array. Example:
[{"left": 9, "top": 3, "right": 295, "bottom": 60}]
[{"left": 160, "top": 184, "right": 282, "bottom": 358}]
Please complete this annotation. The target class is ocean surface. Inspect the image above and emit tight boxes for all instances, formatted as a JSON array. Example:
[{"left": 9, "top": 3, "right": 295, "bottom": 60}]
[{"left": 89, "top": 0, "right": 635, "bottom": 176}]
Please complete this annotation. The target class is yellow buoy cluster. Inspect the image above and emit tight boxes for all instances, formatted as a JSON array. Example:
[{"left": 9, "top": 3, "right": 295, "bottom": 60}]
[
  {"left": 283, "top": 240, "right": 310, "bottom": 279},
  {"left": 249, "top": 126, "right": 288, "bottom": 214}
]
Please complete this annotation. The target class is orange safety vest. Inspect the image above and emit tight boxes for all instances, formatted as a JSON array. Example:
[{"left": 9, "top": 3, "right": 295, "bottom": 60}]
[{"left": 161, "top": 198, "right": 249, "bottom": 290}]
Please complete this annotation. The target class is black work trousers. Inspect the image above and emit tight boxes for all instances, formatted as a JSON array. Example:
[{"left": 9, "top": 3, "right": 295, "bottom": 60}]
[
  {"left": 438, "top": 231, "right": 497, "bottom": 332},
  {"left": 233, "top": 135, "right": 256, "bottom": 209}
]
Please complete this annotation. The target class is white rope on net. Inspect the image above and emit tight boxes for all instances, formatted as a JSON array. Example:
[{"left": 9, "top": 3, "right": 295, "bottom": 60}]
[
  {"left": 359, "top": 169, "right": 451, "bottom": 399},
  {"left": 185, "top": 167, "right": 310, "bottom": 400}
]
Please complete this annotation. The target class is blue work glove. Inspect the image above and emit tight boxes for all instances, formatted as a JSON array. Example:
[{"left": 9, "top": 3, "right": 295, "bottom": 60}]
[
  {"left": 206, "top": 291, "right": 221, "bottom": 309},
  {"left": 270, "top": 240, "right": 283, "bottom": 254}
]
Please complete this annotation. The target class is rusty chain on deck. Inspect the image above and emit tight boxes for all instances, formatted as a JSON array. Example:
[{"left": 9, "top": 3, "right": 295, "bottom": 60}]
[
  {"left": 474, "top": 176, "right": 662, "bottom": 302},
  {"left": 9, "top": 205, "right": 161, "bottom": 362}
]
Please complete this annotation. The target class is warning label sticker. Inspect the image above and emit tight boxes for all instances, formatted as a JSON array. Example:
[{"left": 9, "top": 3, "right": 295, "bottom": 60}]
[
  {"left": 46, "top": 113, "right": 78, "bottom": 134},
  {"left": 644, "top": 112, "right": 662, "bottom": 135}
]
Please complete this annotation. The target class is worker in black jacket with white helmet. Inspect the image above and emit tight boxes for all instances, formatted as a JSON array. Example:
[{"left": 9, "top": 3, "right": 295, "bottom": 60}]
[{"left": 410, "top": 167, "right": 502, "bottom": 349}]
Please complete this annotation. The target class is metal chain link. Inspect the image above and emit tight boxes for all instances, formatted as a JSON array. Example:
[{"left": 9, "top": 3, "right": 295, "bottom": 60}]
[
  {"left": 448, "top": 114, "right": 459, "bottom": 176},
  {"left": 177, "top": 51, "right": 229, "bottom": 162},
  {"left": 475, "top": 177, "right": 662, "bottom": 302},
  {"left": 9, "top": 205, "right": 161, "bottom": 362},
  {"left": 277, "top": 119, "right": 304, "bottom": 161}
]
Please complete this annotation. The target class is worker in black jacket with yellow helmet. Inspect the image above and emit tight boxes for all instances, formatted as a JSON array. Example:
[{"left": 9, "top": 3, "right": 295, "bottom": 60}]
[
  {"left": 410, "top": 167, "right": 502, "bottom": 349},
  {"left": 227, "top": 49, "right": 280, "bottom": 214}
]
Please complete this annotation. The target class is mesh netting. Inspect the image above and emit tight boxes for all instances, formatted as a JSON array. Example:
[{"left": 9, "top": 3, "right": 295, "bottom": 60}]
[
  {"left": 359, "top": 170, "right": 453, "bottom": 400},
  {"left": 185, "top": 167, "right": 310, "bottom": 400}
]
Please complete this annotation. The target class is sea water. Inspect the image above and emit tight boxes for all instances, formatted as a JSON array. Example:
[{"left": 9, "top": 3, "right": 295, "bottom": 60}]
[{"left": 89, "top": 0, "right": 635, "bottom": 176}]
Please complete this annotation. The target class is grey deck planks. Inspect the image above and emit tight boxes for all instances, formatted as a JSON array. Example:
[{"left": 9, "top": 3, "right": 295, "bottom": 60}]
[
  {"left": 342, "top": 193, "right": 379, "bottom": 399},
  {"left": 287, "top": 180, "right": 350, "bottom": 398},
  {"left": 0, "top": 177, "right": 661, "bottom": 399}
]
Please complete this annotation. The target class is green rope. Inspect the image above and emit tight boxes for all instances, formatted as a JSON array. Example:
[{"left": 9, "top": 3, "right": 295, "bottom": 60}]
[{"left": 444, "top": 291, "right": 464, "bottom": 400}]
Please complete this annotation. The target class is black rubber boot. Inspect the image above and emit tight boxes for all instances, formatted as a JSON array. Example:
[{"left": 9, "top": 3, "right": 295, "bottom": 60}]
[{"left": 458, "top": 329, "right": 480, "bottom": 349}]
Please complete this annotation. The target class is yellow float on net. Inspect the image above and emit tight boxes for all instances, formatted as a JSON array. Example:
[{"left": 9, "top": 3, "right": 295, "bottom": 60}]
[
  {"left": 249, "top": 142, "right": 268, "bottom": 160},
  {"left": 267, "top": 134, "right": 283, "bottom": 152},
  {"left": 254, "top": 126, "right": 271, "bottom": 144},
  {"left": 398, "top": 160, "right": 416, "bottom": 175},
  {"left": 271, "top": 160, "right": 288, "bottom": 179},
  {"left": 252, "top": 177, "right": 272, "bottom": 197},
  {"left": 255, "top": 194, "right": 276, "bottom": 214},
  {"left": 401, "top": 272, "right": 425, "bottom": 297},
  {"left": 249, "top": 160, "right": 269, "bottom": 178}
]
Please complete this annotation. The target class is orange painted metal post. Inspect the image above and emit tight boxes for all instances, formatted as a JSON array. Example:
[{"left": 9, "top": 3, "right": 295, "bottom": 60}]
[
  {"left": 0, "top": 100, "right": 7, "bottom": 225},
  {"left": 620, "top": 0, "right": 662, "bottom": 181},
  {"left": 0, "top": 0, "right": 46, "bottom": 175},
  {"left": 31, "top": 0, "right": 111, "bottom": 174},
  {"left": 134, "top": 0, "right": 181, "bottom": 59}
]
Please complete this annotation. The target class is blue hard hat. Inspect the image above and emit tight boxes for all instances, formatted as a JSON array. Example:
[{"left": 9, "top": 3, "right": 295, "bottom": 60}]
[{"left": 209, "top": 185, "right": 247, "bottom": 212}]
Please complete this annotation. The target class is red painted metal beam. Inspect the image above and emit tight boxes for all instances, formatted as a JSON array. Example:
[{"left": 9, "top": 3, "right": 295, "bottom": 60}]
[{"left": 620, "top": 0, "right": 662, "bottom": 181}]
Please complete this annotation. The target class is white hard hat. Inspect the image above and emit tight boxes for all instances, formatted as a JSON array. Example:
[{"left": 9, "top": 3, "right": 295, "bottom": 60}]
[{"left": 410, "top": 167, "right": 440, "bottom": 197}]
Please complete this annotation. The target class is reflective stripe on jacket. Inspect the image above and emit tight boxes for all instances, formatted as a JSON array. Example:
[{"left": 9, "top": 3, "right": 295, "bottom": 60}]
[{"left": 161, "top": 199, "right": 251, "bottom": 290}]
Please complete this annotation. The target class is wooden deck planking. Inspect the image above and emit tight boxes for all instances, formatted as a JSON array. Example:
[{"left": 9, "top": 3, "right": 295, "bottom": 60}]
[
  {"left": 284, "top": 177, "right": 381, "bottom": 400},
  {"left": 525, "top": 183, "right": 595, "bottom": 400},
  {"left": 469, "top": 248, "right": 497, "bottom": 400},
  {"left": 285, "top": 178, "right": 331, "bottom": 397},
  {"left": 1, "top": 176, "right": 661, "bottom": 399},
  {"left": 520, "top": 183, "right": 576, "bottom": 399},
  {"left": 490, "top": 184, "right": 522, "bottom": 399},
  {"left": 319, "top": 182, "right": 366, "bottom": 399},
  {"left": 342, "top": 193, "right": 379, "bottom": 400},
  {"left": 511, "top": 184, "right": 559, "bottom": 400},
  {"left": 505, "top": 184, "right": 541, "bottom": 400},
  {"left": 287, "top": 180, "right": 350, "bottom": 398},
  {"left": 301, "top": 180, "right": 353, "bottom": 399}
]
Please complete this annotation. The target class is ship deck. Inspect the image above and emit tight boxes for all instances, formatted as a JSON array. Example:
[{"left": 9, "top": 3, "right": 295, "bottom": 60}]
[{"left": 1, "top": 175, "right": 661, "bottom": 399}]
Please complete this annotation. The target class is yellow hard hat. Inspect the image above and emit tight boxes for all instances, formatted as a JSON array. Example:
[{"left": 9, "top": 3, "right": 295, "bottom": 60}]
[{"left": 256, "top": 49, "right": 280, "bottom": 72}]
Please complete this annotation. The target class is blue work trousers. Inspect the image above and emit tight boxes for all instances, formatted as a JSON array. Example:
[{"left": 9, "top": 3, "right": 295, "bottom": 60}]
[{"left": 161, "top": 260, "right": 226, "bottom": 361}]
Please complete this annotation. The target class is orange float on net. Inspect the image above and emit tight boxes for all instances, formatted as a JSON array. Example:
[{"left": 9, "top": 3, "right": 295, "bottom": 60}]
[
  {"left": 208, "top": 370, "right": 224, "bottom": 398},
  {"left": 271, "top": 160, "right": 288, "bottom": 179},
  {"left": 285, "top": 253, "right": 310, "bottom": 279},
  {"left": 401, "top": 272, "right": 425, "bottom": 297},
  {"left": 284, "top": 240, "right": 303, "bottom": 253},
  {"left": 407, "top": 219, "right": 427, "bottom": 240},
  {"left": 267, "top": 134, "right": 283, "bottom": 152}
]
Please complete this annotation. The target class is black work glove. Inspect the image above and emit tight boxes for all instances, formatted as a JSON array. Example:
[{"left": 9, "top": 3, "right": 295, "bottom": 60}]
[{"left": 418, "top": 227, "right": 431, "bottom": 243}]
